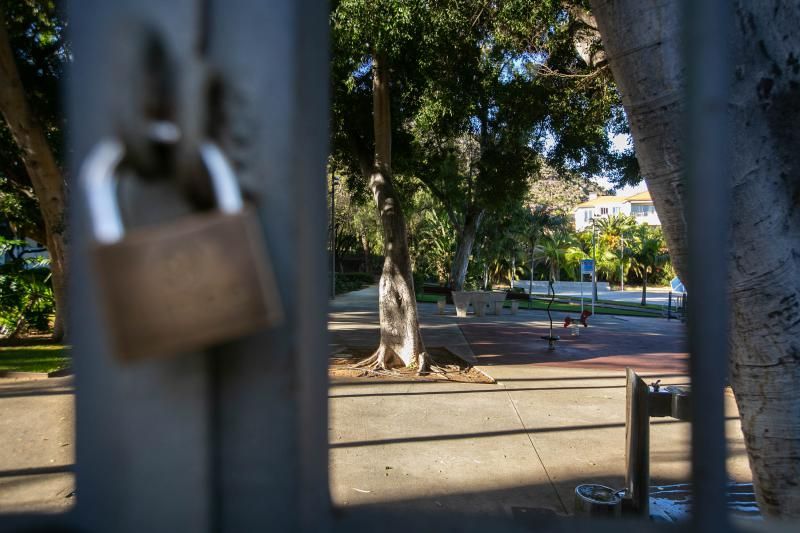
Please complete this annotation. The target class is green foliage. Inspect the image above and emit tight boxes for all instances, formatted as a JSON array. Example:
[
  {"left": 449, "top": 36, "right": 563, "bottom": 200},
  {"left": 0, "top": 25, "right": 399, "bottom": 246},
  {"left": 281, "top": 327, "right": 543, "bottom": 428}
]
[
  {"left": 534, "top": 229, "right": 585, "bottom": 281},
  {"left": 334, "top": 272, "right": 374, "bottom": 295},
  {"left": 330, "top": 1, "right": 635, "bottom": 249},
  {"left": 411, "top": 271, "right": 426, "bottom": 297},
  {"left": 628, "top": 224, "right": 670, "bottom": 284},
  {"left": 0, "top": 0, "right": 67, "bottom": 241},
  {"left": 409, "top": 196, "right": 456, "bottom": 283},
  {"left": 591, "top": 213, "right": 636, "bottom": 284},
  {"left": 330, "top": 1, "right": 645, "bottom": 292},
  {"left": 0, "top": 236, "right": 54, "bottom": 336}
]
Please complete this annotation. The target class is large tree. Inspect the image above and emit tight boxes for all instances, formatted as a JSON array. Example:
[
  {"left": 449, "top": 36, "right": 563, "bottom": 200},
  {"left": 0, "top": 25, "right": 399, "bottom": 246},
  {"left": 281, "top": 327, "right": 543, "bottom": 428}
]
[
  {"left": 0, "top": 1, "right": 68, "bottom": 340},
  {"left": 590, "top": 0, "right": 800, "bottom": 517},
  {"left": 331, "top": 1, "right": 432, "bottom": 371},
  {"left": 411, "top": 3, "right": 633, "bottom": 291}
]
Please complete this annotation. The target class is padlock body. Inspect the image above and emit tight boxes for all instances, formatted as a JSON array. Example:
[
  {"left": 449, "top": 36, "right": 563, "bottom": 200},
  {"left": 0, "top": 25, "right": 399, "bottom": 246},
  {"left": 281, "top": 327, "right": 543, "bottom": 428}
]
[{"left": 91, "top": 208, "right": 282, "bottom": 361}]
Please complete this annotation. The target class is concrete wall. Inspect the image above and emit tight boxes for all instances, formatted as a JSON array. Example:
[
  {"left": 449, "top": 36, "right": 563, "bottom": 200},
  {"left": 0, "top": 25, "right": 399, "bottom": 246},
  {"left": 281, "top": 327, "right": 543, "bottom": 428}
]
[{"left": 511, "top": 280, "right": 610, "bottom": 294}]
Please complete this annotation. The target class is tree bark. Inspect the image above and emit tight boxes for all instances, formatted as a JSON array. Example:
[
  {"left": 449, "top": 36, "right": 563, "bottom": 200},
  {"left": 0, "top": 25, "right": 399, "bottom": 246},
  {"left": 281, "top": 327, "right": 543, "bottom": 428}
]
[
  {"left": 589, "top": 0, "right": 688, "bottom": 286},
  {"left": 0, "top": 15, "right": 67, "bottom": 341},
  {"left": 448, "top": 208, "right": 484, "bottom": 291},
  {"left": 362, "top": 52, "right": 428, "bottom": 371},
  {"left": 725, "top": 2, "right": 800, "bottom": 516},
  {"left": 592, "top": 0, "right": 800, "bottom": 517},
  {"left": 360, "top": 231, "right": 371, "bottom": 274}
]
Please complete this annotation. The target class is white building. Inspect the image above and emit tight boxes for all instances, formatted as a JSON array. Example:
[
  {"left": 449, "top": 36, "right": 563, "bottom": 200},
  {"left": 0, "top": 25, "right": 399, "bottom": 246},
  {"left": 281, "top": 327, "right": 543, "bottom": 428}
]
[{"left": 573, "top": 190, "right": 660, "bottom": 231}]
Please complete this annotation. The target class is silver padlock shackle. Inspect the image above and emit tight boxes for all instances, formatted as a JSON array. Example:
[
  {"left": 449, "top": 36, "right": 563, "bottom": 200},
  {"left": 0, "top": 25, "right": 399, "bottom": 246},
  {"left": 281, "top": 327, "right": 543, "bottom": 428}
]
[{"left": 81, "top": 139, "right": 244, "bottom": 244}]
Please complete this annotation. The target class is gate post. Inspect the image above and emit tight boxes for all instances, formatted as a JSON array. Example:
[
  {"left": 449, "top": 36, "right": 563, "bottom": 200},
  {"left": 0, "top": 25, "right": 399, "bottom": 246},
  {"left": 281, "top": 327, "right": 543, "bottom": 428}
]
[{"left": 68, "top": 1, "right": 330, "bottom": 531}]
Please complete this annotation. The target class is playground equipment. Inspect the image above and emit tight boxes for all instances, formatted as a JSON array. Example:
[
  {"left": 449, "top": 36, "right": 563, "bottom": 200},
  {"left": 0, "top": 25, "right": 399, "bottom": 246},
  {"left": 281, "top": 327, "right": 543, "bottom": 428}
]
[
  {"left": 564, "top": 310, "right": 592, "bottom": 336},
  {"left": 540, "top": 279, "right": 560, "bottom": 351}
]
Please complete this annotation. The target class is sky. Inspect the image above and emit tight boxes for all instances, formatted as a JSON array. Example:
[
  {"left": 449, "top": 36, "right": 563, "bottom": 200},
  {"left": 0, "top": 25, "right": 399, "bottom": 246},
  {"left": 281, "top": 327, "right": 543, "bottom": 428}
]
[{"left": 593, "top": 133, "right": 648, "bottom": 197}]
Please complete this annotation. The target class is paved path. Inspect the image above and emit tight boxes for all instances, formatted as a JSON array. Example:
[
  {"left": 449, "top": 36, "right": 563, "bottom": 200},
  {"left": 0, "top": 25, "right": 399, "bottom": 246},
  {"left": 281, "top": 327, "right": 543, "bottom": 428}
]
[
  {"left": 328, "top": 286, "right": 750, "bottom": 518},
  {"left": 0, "top": 286, "right": 747, "bottom": 519},
  {"left": 0, "top": 376, "right": 74, "bottom": 513},
  {"left": 460, "top": 316, "right": 687, "bottom": 373}
]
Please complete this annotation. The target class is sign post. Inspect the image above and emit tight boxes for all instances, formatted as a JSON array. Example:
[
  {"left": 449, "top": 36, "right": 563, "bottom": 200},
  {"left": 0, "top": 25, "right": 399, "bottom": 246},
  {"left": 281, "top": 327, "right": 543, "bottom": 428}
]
[{"left": 580, "top": 259, "right": 594, "bottom": 313}]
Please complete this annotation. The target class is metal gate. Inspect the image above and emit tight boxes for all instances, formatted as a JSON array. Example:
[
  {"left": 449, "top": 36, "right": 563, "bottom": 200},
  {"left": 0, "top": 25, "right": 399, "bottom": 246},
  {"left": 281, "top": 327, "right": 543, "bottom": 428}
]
[{"left": 0, "top": 0, "right": 752, "bottom": 531}]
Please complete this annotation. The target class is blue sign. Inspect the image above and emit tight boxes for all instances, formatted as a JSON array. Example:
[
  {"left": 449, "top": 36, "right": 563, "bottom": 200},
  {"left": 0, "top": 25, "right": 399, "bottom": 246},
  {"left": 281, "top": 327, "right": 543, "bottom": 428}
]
[
  {"left": 581, "top": 259, "right": 595, "bottom": 274},
  {"left": 670, "top": 277, "right": 686, "bottom": 293}
]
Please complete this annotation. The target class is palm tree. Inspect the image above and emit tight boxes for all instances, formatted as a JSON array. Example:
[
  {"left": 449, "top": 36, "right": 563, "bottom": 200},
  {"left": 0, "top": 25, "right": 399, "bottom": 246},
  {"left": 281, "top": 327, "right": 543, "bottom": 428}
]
[
  {"left": 596, "top": 214, "right": 636, "bottom": 288},
  {"left": 628, "top": 225, "right": 668, "bottom": 305},
  {"left": 534, "top": 230, "right": 583, "bottom": 281},
  {"left": 522, "top": 207, "right": 567, "bottom": 291}
]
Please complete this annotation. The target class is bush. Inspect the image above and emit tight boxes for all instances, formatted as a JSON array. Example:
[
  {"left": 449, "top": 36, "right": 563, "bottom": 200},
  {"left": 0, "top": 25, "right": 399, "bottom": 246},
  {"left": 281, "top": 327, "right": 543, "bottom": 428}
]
[
  {"left": 412, "top": 271, "right": 426, "bottom": 297},
  {"left": 339, "top": 272, "right": 374, "bottom": 284},
  {"left": 334, "top": 272, "right": 375, "bottom": 295},
  {"left": 0, "top": 246, "right": 54, "bottom": 337}
]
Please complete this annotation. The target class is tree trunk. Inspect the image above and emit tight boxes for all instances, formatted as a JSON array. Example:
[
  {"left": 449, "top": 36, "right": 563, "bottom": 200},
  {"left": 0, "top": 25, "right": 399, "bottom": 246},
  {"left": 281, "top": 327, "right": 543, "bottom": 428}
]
[
  {"left": 589, "top": 0, "right": 688, "bottom": 286},
  {"left": 362, "top": 52, "right": 428, "bottom": 372},
  {"left": 448, "top": 209, "right": 484, "bottom": 291},
  {"left": 592, "top": 0, "right": 800, "bottom": 517},
  {"left": 640, "top": 271, "right": 647, "bottom": 306},
  {"left": 725, "top": 2, "right": 800, "bottom": 516},
  {"left": 360, "top": 231, "right": 371, "bottom": 274},
  {"left": 0, "top": 15, "right": 67, "bottom": 341}
]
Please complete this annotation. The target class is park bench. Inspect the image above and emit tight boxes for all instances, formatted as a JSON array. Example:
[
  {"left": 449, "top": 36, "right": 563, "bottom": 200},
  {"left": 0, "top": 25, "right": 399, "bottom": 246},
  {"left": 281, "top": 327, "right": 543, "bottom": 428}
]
[{"left": 450, "top": 290, "right": 508, "bottom": 317}]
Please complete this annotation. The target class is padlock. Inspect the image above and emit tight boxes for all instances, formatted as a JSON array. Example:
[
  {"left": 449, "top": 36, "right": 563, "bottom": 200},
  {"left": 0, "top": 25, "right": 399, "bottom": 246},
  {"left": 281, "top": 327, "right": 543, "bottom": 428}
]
[{"left": 81, "top": 138, "right": 283, "bottom": 361}]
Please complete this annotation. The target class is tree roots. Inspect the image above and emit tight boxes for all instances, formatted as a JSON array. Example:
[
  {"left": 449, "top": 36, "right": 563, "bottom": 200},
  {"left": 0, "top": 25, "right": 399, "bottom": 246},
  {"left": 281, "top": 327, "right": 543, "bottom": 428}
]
[{"left": 353, "top": 346, "right": 443, "bottom": 376}]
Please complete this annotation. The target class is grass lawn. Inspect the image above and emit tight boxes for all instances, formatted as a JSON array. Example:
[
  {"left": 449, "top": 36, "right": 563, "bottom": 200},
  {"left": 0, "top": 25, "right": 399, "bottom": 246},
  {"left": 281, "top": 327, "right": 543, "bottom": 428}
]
[
  {"left": 416, "top": 293, "right": 660, "bottom": 318},
  {"left": 0, "top": 345, "right": 71, "bottom": 373}
]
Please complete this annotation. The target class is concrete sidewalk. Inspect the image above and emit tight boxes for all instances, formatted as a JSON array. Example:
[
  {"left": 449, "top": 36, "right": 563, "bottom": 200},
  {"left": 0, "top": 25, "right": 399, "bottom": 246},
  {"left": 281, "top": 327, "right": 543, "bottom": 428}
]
[
  {"left": 328, "top": 286, "right": 751, "bottom": 517},
  {"left": 0, "top": 376, "right": 75, "bottom": 513},
  {"left": 0, "top": 285, "right": 747, "bottom": 518}
]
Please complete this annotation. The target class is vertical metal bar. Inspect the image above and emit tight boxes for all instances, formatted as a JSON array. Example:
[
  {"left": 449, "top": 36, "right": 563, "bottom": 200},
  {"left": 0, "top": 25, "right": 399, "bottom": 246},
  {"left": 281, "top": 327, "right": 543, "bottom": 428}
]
[
  {"left": 67, "top": 2, "right": 212, "bottom": 532},
  {"left": 592, "top": 217, "right": 597, "bottom": 314},
  {"left": 290, "top": 0, "right": 332, "bottom": 527},
  {"left": 683, "top": 0, "right": 731, "bottom": 529},
  {"left": 668, "top": 291, "right": 673, "bottom": 320},
  {"left": 620, "top": 234, "right": 624, "bottom": 292},
  {"left": 204, "top": 0, "right": 330, "bottom": 530},
  {"left": 330, "top": 173, "right": 336, "bottom": 300}
]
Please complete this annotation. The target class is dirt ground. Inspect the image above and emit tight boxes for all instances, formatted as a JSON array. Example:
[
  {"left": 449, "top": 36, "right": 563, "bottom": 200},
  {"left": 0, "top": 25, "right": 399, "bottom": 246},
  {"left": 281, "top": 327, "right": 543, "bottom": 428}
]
[{"left": 329, "top": 346, "right": 494, "bottom": 384}]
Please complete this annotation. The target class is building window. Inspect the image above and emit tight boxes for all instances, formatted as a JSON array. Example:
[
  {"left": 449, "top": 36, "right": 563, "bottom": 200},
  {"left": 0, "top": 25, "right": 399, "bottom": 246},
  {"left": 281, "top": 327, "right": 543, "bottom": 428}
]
[
  {"left": 599, "top": 207, "right": 609, "bottom": 215},
  {"left": 632, "top": 204, "right": 655, "bottom": 216},
  {"left": 612, "top": 207, "right": 620, "bottom": 214},
  {"left": 583, "top": 209, "right": 593, "bottom": 221}
]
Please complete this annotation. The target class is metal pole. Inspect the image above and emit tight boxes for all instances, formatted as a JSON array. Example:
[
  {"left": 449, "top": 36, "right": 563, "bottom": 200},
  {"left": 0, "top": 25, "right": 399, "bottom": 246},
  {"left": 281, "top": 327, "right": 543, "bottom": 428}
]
[
  {"left": 529, "top": 246, "right": 534, "bottom": 296},
  {"left": 620, "top": 233, "right": 625, "bottom": 292},
  {"left": 668, "top": 291, "right": 673, "bottom": 320},
  {"left": 684, "top": 0, "right": 731, "bottom": 528},
  {"left": 592, "top": 217, "right": 597, "bottom": 314},
  {"left": 329, "top": 173, "right": 336, "bottom": 300}
]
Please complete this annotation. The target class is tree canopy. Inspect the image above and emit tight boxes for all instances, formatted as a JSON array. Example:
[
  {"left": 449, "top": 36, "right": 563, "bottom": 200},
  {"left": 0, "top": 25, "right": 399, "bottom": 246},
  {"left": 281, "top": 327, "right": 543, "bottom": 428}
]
[
  {"left": 0, "top": 0, "right": 66, "bottom": 244},
  {"left": 331, "top": 0, "right": 640, "bottom": 292}
]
